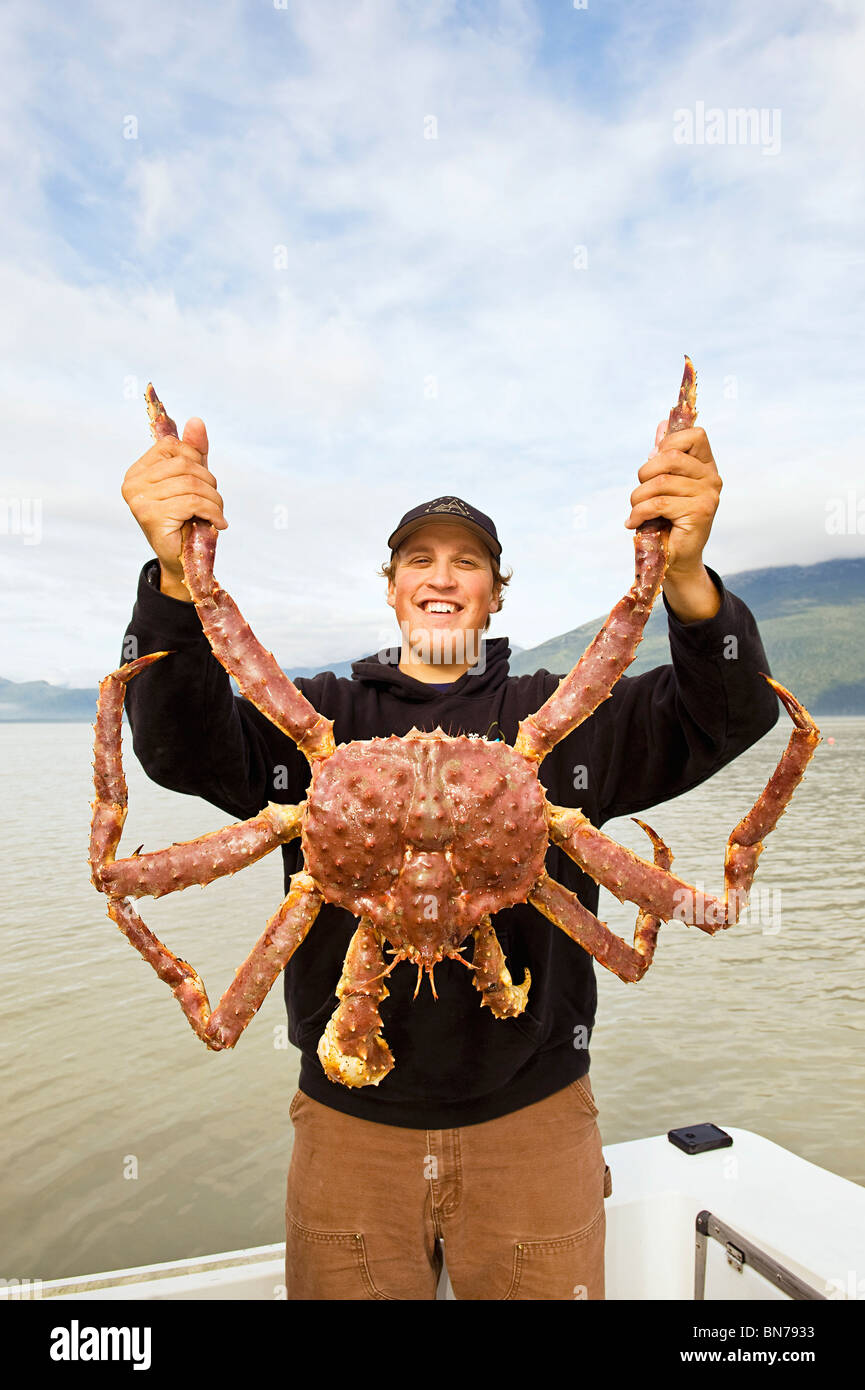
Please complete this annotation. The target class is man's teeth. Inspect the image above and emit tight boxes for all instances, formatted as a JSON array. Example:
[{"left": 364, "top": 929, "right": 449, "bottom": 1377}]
[{"left": 423, "top": 602, "right": 457, "bottom": 613}]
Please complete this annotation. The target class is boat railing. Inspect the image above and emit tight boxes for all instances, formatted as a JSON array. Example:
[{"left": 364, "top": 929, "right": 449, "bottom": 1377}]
[{"left": 695, "top": 1210, "right": 828, "bottom": 1301}]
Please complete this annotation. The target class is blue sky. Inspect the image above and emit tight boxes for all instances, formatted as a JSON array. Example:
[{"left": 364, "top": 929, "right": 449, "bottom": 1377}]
[{"left": 1, "top": 0, "right": 863, "bottom": 684}]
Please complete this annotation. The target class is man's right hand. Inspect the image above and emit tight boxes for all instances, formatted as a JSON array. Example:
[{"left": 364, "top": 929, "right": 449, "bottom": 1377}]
[{"left": 121, "top": 417, "right": 227, "bottom": 602}]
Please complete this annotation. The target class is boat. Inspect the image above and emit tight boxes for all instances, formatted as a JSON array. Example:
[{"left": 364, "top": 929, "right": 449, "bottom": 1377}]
[{"left": 8, "top": 1124, "right": 863, "bottom": 1301}]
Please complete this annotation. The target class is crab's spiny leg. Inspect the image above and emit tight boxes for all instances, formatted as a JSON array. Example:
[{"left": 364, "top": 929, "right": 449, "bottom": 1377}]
[
  {"left": 514, "top": 356, "right": 696, "bottom": 763},
  {"left": 723, "top": 676, "right": 820, "bottom": 904},
  {"left": 317, "top": 920, "right": 395, "bottom": 1088},
  {"left": 144, "top": 384, "right": 335, "bottom": 763},
  {"left": 205, "top": 872, "right": 323, "bottom": 1047},
  {"left": 144, "top": 384, "right": 177, "bottom": 440},
  {"left": 514, "top": 524, "right": 669, "bottom": 761},
  {"left": 92, "top": 652, "right": 217, "bottom": 1044},
  {"left": 548, "top": 679, "right": 819, "bottom": 933},
  {"left": 99, "top": 801, "right": 305, "bottom": 900},
  {"left": 89, "top": 652, "right": 173, "bottom": 889},
  {"left": 529, "top": 813, "right": 672, "bottom": 982},
  {"left": 107, "top": 896, "right": 216, "bottom": 1044},
  {"left": 530, "top": 873, "right": 647, "bottom": 983},
  {"left": 630, "top": 819, "right": 673, "bottom": 966},
  {"left": 91, "top": 650, "right": 321, "bottom": 1050},
  {"left": 90, "top": 651, "right": 303, "bottom": 900},
  {"left": 550, "top": 807, "right": 724, "bottom": 934},
  {"left": 667, "top": 353, "right": 698, "bottom": 434},
  {"left": 182, "top": 536, "right": 336, "bottom": 763},
  {"left": 471, "top": 916, "right": 531, "bottom": 1018},
  {"left": 105, "top": 872, "right": 321, "bottom": 1051}
]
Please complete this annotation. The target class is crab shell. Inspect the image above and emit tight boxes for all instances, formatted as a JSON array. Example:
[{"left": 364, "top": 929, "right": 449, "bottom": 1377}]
[{"left": 301, "top": 729, "right": 549, "bottom": 965}]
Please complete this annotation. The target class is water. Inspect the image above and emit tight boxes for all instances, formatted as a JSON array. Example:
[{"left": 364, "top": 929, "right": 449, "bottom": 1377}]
[{"left": 0, "top": 718, "right": 862, "bottom": 1281}]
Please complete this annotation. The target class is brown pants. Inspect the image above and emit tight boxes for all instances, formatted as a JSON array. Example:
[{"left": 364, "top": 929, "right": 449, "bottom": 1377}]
[{"left": 284, "top": 1074, "right": 609, "bottom": 1300}]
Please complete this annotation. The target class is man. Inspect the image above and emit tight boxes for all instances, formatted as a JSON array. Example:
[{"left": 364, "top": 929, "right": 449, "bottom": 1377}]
[{"left": 119, "top": 412, "right": 778, "bottom": 1299}]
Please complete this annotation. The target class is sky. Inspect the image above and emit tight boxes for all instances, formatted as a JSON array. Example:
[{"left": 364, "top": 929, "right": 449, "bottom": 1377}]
[{"left": 1, "top": 0, "right": 863, "bottom": 686}]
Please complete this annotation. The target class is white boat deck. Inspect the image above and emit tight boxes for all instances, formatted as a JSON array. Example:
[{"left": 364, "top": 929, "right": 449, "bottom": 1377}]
[{"left": 10, "top": 1126, "right": 864, "bottom": 1301}]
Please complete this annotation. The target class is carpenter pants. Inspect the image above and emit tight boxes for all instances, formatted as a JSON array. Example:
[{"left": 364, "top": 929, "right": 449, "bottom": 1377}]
[{"left": 284, "top": 1074, "right": 610, "bottom": 1300}]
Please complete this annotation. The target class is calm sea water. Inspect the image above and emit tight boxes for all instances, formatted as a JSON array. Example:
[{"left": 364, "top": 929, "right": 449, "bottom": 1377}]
[{"left": 1, "top": 716, "right": 862, "bottom": 1281}]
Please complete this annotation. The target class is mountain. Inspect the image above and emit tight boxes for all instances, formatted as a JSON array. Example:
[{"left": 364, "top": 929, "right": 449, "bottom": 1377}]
[
  {"left": 510, "top": 557, "right": 865, "bottom": 714},
  {"left": 0, "top": 676, "right": 98, "bottom": 722},
  {"left": 2, "top": 560, "right": 863, "bottom": 719},
  {"left": 280, "top": 659, "right": 358, "bottom": 682}
]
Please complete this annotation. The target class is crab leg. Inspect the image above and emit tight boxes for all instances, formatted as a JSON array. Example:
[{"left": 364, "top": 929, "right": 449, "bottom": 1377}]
[
  {"left": 107, "top": 873, "right": 323, "bottom": 1050},
  {"left": 106, "top": 896, "right": 214, "bottom": 1038},
  {"left": 514, "top": 356, "right": 696, "bottom": 763},
  {"left": 317, "top": 920, "right": 395, "bottom": 1088},
  {"left": 205, "top": 872, "right": 323, "bottom": 1047},
  {"left": 145, "top": 384, "right": 335, "bottom": 763},
  {"left": 529, "top": 821, "right": 672, "bottom": 982},
  {"left": 547, "top": 678, "right": 820, "bottom": 933},
  {"left": 471, "top": 916, "right": 531, "bottom": 1017},
  {"left": 629, "top": 819, "right": 674, "bottom": 964},
  {"left": 90, "top": 653, "right": 322, "bottom": 1047},
  {"left": 89, "top": 651, "right": 173, "bottom": 885},
  {"left": 98, "top": 802, "right": 305, "bottom": 899},
  {"left": 90, "top": 656, "right": 305, "bottom": 897}
]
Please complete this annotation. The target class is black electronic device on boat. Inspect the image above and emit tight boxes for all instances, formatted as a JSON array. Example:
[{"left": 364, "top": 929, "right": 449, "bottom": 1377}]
[{"left": 668, "top": 1123, "right": 733, "bottom": 1155}]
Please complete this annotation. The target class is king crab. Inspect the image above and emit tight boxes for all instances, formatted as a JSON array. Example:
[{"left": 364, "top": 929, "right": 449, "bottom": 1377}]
[{"left": 89, "top": 361, "right": 820, "bottom": 1087}]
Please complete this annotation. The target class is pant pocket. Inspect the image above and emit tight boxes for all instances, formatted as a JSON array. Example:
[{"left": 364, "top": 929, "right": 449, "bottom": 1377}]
[
  {"left": 284, "top": 1216, "right": 397, "bottom": 1300},
  {"left": 568, "top": 1073, "right": 599, "bottom": 1118},
  {"left": 502, "top": 1207, "right": 606, "bottom": 1301}
]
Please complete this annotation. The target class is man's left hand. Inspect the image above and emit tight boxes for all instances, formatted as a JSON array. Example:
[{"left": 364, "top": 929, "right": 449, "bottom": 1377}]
[{"left": 624, "top": 422, "right": 722, "bottom": 575}]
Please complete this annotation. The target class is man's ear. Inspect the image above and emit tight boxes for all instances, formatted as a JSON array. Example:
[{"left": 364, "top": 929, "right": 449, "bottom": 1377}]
[
  {"left": 386, "top": 579, "right": 396, "bottom": 610},
  {"left": 489, "top": 588, "right": 501, "bottom": 614}
]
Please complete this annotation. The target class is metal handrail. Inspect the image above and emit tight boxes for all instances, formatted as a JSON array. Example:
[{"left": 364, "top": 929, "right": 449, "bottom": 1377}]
[{"left": 694, "top": 1210, "right": 827, "bottom": 1300}]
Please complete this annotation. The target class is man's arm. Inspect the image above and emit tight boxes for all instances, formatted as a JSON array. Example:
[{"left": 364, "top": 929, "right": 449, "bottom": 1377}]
[
  {"left": 122, "top": 560, "right": 310, "bottom": 822},
  {"left": 660, "top": 562, "right": 722, "bottom": 624},
  {"left": 586, "top": 416, "right": 778, "bottom": 820},
  {"left": 588, "top": 564, "right": 779, "bottom": 823},
  {"left": 626, "top": 413, "right": 724, "bottom": 625},
  {"left": 118, "top": 406, "right": 313, "bottom": 819}
]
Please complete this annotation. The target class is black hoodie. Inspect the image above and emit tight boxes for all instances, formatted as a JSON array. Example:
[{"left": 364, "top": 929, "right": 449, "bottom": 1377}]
[{"left": 121, "top": 560, "right": 779, "bottom": 1128}]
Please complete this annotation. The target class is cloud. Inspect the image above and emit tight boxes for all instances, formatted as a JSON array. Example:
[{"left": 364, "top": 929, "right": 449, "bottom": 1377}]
[{"left": 1, "top": 0, "right": 862, "bottom": 683}]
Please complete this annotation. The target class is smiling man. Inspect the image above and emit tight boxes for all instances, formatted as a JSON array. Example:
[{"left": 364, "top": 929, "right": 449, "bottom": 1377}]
[
  {"left": 382, "top": 500, "right": 507, "bottom": 680},
  {"left": 120, "top": 416, "right": 778, "bottom": 1301}
]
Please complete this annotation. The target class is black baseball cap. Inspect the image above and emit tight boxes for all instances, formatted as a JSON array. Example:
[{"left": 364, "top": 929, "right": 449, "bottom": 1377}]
[{"left": 387, "top": 496, "right": 501, "bottom": 559}]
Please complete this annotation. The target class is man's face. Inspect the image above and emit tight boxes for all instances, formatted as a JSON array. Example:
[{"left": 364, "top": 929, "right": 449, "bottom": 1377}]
[{"left": 386, "top": 521, "right": 500, "bottom": 660}]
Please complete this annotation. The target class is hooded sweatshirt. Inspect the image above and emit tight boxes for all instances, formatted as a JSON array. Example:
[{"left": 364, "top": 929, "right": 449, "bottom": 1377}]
[{"left": 121, "top": 559, "right": 779, "bottom": 1128}]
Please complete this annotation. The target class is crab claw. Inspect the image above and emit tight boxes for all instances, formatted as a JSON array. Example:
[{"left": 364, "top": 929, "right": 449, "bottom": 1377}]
[{"left": 317, "top": 922, "right": 395, "bottom": 1088}]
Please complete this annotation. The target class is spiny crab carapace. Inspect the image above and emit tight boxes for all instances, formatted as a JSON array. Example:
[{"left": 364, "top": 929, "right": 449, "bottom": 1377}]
[{"left": 89, "top": 361, "right": 820, "bottom": 1087}]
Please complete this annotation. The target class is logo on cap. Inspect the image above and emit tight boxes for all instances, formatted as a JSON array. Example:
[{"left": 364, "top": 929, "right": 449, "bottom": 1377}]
[
  {"left": 423, "top": 497, "right": 472, "bottom": 517},
  {"left": 387, "top": 495, "right": 501, "bottom": 558}
]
